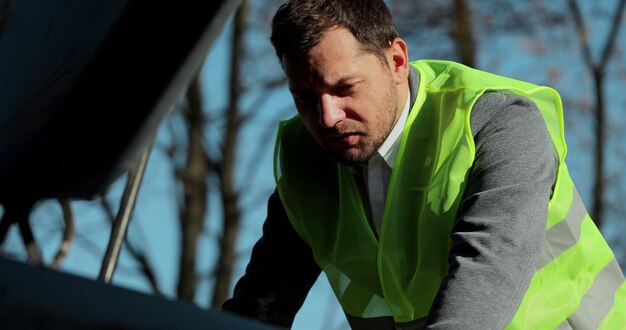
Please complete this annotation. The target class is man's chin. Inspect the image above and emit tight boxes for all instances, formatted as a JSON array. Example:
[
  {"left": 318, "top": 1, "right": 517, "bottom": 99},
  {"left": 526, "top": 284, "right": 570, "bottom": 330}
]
[{"left": 330, "top": 149, "right": 373, "bottom": 166}]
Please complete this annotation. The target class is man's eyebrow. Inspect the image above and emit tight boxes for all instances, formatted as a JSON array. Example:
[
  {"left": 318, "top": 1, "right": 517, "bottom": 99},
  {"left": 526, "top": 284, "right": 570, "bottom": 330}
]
[
  {"left": 319, "top": 76, "right": 361, "bottom": 89},
  {"left": 334, "top": 77, "right": 359, "bottom": 85}
]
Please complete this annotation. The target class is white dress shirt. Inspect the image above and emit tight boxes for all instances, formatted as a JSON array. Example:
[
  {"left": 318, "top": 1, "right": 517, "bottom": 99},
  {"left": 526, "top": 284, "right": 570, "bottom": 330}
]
[{"left": 363, "top": 89, "right": 410, "bottom": 233}]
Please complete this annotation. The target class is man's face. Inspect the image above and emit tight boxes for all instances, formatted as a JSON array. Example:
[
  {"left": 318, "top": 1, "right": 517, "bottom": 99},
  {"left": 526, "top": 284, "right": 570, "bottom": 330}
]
[{"left": 282, "top": 27, "right": 404, "bottom": 166}]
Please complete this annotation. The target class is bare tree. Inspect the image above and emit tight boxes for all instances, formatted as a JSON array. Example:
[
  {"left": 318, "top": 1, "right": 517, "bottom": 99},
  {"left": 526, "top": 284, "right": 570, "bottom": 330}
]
[
  {"left": 211, "top": 0, "right": 248, "bottom": 309},
  {"left": 176, "top": 77, "right": 208, "bottom": 301},
  {"left": 452, "top": 0, "right": 476, "bottom": 67},
  {"left": 568, "top": 0, "right": 626, "bottom": 229},
  {"left": 164, "top": 0, "right": 289, "bottom": 308}
]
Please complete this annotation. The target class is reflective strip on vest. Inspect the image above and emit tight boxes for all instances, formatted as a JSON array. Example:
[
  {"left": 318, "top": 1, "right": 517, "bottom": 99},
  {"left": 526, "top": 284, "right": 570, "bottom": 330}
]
[
  {"left": 507, "top": 179, "right": 626, "bottom": 328},
  {"left": 599, "top": 280, "right": 626, "bottom": 329}
]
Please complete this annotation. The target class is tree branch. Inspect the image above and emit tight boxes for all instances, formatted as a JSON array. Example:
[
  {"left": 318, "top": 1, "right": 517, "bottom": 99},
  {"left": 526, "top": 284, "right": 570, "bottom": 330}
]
[
  {"left": 599, "top": 0, "right": 626, "bottom": 69},
  {"left": 567, "top": 0, "right": 595, "bottom": 70}
]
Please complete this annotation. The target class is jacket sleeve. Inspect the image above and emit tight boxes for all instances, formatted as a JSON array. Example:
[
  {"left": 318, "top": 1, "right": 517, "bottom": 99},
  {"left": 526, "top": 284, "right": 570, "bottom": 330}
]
[
  {"left": 221, "top": 190, "right": 321, "bottom": 328},
  {"left": 424, "top": 91, "right": 558, "bottom": 329}
]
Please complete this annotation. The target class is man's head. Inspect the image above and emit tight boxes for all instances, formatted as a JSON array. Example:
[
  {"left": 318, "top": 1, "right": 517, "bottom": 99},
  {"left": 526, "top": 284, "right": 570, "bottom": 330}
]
[{"left": 271, "top": 0, "right": 410, "bottom": 165}]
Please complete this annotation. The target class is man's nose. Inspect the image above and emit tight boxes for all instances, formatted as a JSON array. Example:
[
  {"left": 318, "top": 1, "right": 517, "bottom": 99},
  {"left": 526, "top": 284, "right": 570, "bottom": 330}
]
[{"left": 318, "top": 94, "right": 345, "bottom": 128}]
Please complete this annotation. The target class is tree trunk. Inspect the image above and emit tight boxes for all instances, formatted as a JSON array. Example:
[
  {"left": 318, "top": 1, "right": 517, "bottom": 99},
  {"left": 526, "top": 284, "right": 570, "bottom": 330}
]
[
  {"left": 211, "top": 0, "right": 247, "bottom": 309},
  {"left": 452, "top": 0, "right": 475, "bottom": 67},
  {"left": 176, "top": 77, "right": 208, "bottom": 301},
  {"left": 568, "top": 0, "right": 626, "bottom": 229},
  {"left": 591, "top": 69, "right": 605, "bottom": 228}
]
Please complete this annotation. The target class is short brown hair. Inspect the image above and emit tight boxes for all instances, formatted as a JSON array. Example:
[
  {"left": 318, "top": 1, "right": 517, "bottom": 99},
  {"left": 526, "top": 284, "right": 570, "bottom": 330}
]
[{"left": 271, "top": 0, "right": 399, "bottom": 62}]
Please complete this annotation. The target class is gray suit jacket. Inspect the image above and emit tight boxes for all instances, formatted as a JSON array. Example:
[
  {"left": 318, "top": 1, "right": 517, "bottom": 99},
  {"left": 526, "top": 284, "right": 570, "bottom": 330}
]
[{"left": 223, "top": 65, "right": 557, "bottom": 330}]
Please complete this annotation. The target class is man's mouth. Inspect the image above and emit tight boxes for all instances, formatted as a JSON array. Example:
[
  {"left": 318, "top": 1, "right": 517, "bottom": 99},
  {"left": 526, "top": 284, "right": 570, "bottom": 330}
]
[{"left": 326, "top": 132, "right": 360, "bottom": 147}]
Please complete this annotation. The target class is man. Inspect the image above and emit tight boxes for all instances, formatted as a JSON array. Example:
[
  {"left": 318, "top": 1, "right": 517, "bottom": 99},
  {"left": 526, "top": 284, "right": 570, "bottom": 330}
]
[{"left": 223, "top": 0, "right": 626, "bottom": 328}]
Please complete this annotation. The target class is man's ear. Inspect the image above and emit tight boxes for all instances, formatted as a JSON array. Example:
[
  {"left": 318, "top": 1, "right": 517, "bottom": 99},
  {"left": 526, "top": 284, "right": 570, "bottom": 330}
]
[{"left": 387, "top": 38, "right": 409, "bottom": 85}]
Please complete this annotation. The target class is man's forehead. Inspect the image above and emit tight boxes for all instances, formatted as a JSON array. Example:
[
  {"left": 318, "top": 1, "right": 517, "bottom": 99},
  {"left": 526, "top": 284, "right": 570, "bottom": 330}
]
[
  {"left": 282, "top": 52, "right": 370, "bottom": 91},
  {"left": 285, "top": 64, "right": 361, "bottom": 92}
]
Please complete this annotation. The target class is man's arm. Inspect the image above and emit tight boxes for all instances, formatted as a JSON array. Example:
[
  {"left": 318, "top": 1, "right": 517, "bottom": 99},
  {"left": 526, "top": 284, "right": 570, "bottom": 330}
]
[
  {"left": 222, "top": 190, "right": 321, "bottom": 328},
  {"left": 425, "top": 91, "right": 558, "bottom": 329}
]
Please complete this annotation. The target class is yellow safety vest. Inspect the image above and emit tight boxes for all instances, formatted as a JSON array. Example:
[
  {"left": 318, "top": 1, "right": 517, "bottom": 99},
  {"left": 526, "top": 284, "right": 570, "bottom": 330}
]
[{"left": 274, "top": 60, "right": 626, "bottom": 328}]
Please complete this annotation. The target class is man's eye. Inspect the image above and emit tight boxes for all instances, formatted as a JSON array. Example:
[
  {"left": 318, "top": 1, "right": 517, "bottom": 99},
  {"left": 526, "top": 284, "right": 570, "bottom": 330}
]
[{"left": 336, "top": 85, "right": 354, "bottom": 96}]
